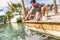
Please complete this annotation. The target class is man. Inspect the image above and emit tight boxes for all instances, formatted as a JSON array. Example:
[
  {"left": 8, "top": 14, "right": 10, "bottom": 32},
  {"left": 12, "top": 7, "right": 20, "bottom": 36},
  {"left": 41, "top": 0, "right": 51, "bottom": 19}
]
[{"left": 24, "top": 0, "right": 48, "bottom": 21}]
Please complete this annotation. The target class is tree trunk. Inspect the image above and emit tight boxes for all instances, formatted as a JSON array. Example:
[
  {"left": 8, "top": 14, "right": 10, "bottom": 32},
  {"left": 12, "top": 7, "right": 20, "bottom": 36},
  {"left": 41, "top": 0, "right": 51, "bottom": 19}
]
[
  {"left": 53, "top": 0, "right": 58, "bottom": 14},
  {"left": 21, "top": 0, "right": 26, "bottom": 18}
]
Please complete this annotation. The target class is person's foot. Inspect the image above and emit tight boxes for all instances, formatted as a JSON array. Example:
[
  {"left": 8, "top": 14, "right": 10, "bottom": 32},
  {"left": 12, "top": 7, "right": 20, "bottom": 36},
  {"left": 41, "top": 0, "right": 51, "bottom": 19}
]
[
  {"left": 36, "top": 18, "right": 41, "bottom": 22},
  {"left": 24, "top": 18, "right": 29, "bottom": 21},
  {"left": 42, "top": 16, "right": 47, "bottom": 21}
]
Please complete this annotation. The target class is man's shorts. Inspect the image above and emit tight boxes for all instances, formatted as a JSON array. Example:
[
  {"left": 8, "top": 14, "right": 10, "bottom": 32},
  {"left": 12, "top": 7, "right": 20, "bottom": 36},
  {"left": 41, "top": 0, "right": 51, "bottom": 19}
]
[{"left": 36, "top": 12, "right": 42, "bottom": 20}]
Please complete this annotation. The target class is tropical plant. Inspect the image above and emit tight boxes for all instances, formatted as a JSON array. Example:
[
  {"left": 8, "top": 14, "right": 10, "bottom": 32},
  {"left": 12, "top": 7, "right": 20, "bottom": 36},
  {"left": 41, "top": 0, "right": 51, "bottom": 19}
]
[
  {"left": 6, "top": 2, "right": 22, "bottom": 21},
  {"left": 6, "top": 11, "right": 13, "bottom": 19},
  {"left": 7, "top": 2, "right": 22, "bottom": 14}
]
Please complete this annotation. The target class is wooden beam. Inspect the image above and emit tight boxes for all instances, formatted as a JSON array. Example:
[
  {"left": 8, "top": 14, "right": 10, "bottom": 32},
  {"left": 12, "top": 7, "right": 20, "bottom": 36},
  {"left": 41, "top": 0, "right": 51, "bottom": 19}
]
[
  {"left": 25, "top": 22, "right": 60, "bottom": 31},
  {"left": 53, "top": 0, "right": 58, "bottom": 14},
  {"left": 21, "top": 0, "right": 26, "bottom": 18}
]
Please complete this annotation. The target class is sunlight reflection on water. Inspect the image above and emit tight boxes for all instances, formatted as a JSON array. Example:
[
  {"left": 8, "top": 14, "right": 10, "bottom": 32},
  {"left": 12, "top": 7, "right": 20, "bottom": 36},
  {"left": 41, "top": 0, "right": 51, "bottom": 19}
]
[{"left": 11, "top": 23, "right": 19, "bottom": 30}]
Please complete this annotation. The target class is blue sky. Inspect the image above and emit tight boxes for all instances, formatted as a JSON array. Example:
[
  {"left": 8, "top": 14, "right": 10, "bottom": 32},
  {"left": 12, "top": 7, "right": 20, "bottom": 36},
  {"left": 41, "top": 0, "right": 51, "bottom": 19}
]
[{"left": 24, "top": 0, "right": 59, "bottom": 7}]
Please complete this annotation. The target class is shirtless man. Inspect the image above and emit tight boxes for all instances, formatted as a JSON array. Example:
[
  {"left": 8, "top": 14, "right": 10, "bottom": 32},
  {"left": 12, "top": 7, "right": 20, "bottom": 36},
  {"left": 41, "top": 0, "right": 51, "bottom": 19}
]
[{"left": 24, "top": 0, "right": 48, "bottom": 21}]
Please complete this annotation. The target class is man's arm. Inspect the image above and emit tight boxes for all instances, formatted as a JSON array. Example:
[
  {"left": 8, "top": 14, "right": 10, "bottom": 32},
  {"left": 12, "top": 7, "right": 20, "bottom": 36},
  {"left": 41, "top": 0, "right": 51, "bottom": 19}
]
[
  {"left": 24, "top": 7, "right": 34, "bottom": 20},
  {"left": 24, "top": 10, "right": 32, "bottom": 20}
]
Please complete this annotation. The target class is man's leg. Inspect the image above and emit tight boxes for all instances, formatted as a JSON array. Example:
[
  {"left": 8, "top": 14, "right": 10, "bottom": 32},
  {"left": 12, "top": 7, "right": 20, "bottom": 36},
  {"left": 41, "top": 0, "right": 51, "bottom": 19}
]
[
  {"left": 44, "top": 5, "right": 48, "bottom": 16},
  {"left": 41, "top": 5, "right": 48, "bottom": 20},
  {"left": 36, "top": 12, "right": 41, "bottom": 21},
  {"left": 41, "top": 5, "right": 48, "bottom": 16},
  {"left": 41, "top": 7, "right": 45, "bottom": 16}
]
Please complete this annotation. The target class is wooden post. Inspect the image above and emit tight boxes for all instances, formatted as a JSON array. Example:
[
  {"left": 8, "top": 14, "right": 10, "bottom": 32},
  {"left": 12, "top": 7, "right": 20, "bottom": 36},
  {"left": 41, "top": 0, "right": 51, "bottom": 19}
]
[
  {"left": 53, "top": 0, "right": 58, "bottom": 14},
  {"left": 21, "top": 0, "right": 26, "bottom": 18},
  {"left": 59, "top": 0, "right": 60, "bottom": 5}
]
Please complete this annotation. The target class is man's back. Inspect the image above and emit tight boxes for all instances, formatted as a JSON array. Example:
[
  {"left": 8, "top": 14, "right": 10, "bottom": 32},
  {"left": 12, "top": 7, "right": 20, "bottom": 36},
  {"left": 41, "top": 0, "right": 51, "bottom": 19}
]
[{"left": 31, "top": 3, "right": 44, "bottom": 12}]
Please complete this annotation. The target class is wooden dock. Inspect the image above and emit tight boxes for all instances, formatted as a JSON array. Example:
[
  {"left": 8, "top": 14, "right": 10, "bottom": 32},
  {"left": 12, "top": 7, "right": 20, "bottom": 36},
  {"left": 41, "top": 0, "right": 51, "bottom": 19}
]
[{"left": 24, "top": 15, "right": 60, "bottom": 38}]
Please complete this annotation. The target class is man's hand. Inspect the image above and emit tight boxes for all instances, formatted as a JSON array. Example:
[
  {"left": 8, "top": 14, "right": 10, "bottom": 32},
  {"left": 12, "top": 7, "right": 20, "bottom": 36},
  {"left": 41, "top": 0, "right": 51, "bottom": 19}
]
[{"left": 24, "top": 10, "right": 32, "bottom": 21}]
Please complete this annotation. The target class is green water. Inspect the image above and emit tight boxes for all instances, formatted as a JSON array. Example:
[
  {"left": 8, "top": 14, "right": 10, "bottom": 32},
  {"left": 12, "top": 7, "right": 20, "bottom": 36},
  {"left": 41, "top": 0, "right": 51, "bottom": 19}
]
[{"left": 0, "top": 22, "right": 60, "bottom": 40}]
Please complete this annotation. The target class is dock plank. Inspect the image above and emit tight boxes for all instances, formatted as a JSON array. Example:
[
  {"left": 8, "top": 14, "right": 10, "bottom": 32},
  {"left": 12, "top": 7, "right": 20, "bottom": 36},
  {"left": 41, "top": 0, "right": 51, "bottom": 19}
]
[{"left": 24, "top": 15, "right": 60, "bottom": 23}]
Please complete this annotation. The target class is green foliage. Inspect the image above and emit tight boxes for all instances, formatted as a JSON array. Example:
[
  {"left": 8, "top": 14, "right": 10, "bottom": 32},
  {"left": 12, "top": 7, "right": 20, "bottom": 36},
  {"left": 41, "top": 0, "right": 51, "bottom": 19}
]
[
  {"left": 7, "top": 2, "right": 22, "bottom": 13},
  {"left": 0, "top": 16, "right": 7, "bottom": 20},
  {"left": 6, "top": 2, "right": 22, "bottom": 20},
  {"left": 47, "top": 4, "right": 50, "bottom": 7},
  {"left": 6, "top": 11, "right": 13, "bottom": 19},
  {"left": 17, "top": 18, "right": 23, "bottom": 22}
]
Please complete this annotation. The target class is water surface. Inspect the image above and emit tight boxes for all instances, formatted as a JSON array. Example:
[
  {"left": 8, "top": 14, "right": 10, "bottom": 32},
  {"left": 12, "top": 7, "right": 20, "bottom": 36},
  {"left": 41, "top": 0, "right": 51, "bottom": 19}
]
[{"left": 0, "top": 22, "right": 60, "bottom": 40}]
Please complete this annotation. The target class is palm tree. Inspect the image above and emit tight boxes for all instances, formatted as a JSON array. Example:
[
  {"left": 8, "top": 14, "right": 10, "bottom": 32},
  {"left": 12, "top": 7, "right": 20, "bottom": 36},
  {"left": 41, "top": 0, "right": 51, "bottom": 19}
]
[
  {"left": 6, "top": 11, "right": 13, "bottom": 21},
  {"left": 7, "top": 2, "right": 22, "bottom": 13},
  {"left": 6, "top": 2, "right": 22, "bottom": 21}
]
